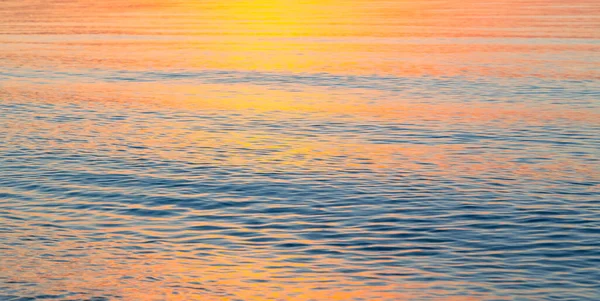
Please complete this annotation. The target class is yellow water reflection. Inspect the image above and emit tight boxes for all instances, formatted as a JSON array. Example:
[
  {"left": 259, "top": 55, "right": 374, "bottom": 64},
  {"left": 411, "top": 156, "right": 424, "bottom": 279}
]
[
  {"left": 1, "top": 1, "right": 599, "bottom": 300},
  {"left": 2, "top": 0, "right": 599, "bottom": 77},
  {"left": 3, "top": 79, "right": 598, "bottom": 181}
]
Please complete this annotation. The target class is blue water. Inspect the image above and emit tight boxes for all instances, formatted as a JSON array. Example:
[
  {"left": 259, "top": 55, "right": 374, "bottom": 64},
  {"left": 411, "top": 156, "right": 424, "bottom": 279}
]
[{"left": 1, "top": 0, "right": 600, "bottom": 300}]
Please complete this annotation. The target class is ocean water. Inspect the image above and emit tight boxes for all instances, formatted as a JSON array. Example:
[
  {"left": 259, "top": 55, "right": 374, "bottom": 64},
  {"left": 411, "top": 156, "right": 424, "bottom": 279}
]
[{"left": 1, "top": 1, "right": 600, "bottom": 300}]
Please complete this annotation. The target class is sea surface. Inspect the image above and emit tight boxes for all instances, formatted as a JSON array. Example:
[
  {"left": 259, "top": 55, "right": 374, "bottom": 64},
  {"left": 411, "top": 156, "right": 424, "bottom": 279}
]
[{"left": 1, "top": 1, "right": 600, "bottom": 300}]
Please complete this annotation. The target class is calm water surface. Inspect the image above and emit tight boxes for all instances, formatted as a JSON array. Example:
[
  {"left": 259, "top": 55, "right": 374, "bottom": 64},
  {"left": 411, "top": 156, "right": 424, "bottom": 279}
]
[{"left": 1, "top": 1, "right": 600, "bottom": 300}]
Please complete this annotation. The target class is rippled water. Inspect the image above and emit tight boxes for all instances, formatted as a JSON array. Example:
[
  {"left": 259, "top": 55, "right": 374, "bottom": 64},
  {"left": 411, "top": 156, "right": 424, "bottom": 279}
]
[{"left": 1, "top": 1, "right": 600, "bottom": 300}]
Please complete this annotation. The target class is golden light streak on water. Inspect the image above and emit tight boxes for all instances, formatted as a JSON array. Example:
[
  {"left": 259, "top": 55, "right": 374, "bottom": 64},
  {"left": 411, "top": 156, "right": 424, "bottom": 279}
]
[{"left": 1, "top": 1, "right": 600, "bottom": 300}]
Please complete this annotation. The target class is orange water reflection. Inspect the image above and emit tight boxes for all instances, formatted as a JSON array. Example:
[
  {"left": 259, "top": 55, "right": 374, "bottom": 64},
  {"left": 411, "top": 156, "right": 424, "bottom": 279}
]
[
  {"left": 1, "top": 214, "right": 492, "bottom": 301},
  {"left": 1, "top": 1, "right": 599, "bottom": 300},
  {"left": 1, "top": 0, "right": 599, "bottom": 78},
  {"left": 3, "top": 80, "right": 598, "bottom": 182},
  {"left": 2, "top": 80, "right": 599, "bottom": 124}
]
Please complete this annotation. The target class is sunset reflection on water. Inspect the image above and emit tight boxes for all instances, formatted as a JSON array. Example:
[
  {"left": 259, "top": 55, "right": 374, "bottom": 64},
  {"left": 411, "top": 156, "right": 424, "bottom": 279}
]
[{"left": 1, "top": 0, "right": 600, "bottom": 300}]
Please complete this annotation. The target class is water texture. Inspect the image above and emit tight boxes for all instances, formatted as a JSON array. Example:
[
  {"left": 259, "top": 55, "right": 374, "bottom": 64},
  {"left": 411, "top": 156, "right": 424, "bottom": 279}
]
[{"left": 1, "top": 1, "right": 600, "bottom": 300}]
